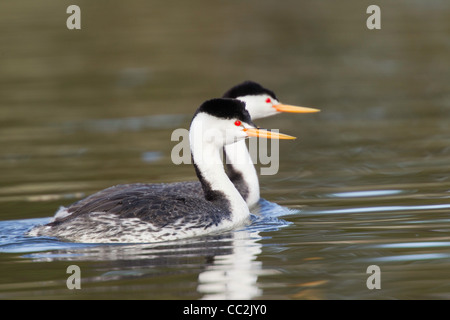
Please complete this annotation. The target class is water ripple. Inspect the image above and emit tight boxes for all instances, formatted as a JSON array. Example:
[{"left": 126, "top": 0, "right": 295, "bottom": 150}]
[
  {"left": 307, "top": 203, "right": 450, "bottom": 215},
  {"left": 374, "top": 242, "right": 450, "bottom": 249},
  {"left": 329, "top": 190, "right": 403, "bottom": 198},
  {"left": 370, "top": 253, "right": 450, "bottom": 262}
]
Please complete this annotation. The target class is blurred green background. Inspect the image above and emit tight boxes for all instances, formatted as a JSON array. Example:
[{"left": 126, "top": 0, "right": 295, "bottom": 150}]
[{"left": 0, "top": 0, "right": 450, "bottom": 299}]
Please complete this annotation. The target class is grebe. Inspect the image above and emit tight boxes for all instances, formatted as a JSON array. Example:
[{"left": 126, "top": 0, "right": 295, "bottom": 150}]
[
  {"left": 97, "top": 81, "right": 317, "bottom": 208},
  {"left": 222, "top": 81, "right": 319, "bottom": 207},
  {"left": 28, "top": 99, "right": 295, "bottom": 243}
]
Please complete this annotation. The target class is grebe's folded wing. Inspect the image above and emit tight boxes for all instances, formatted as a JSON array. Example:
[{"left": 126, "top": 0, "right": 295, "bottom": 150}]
[{"left": 48, "top": 183, "right": 225, "bottom": 229}]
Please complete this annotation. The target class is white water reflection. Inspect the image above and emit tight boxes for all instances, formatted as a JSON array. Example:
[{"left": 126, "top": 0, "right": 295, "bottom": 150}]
[
  {"left": 370, "top": 253, "right": 450, "bottom": 263},
  {"left": 197, "top": 230, "right": 264, "bottom": 300},
  {"left": 330, "top": 190, "right": 403, "bottom": 198},
  {"left": 309, "top": 203, "right": 450, "bottom": 215},
  {"left": 374, "top": 242, "right": 450, "bottom": 249},
  {"left": 196, "top": 201, "right": 292, "bottom": 299}
]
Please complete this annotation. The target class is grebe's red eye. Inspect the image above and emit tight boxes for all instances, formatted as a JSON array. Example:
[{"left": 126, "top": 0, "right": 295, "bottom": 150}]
[
  {"left": 234, "top": 120, "right": 241, "bottom": 126},
  {"left": 265, "top": 98, "right": 272, "bottom": 103}
]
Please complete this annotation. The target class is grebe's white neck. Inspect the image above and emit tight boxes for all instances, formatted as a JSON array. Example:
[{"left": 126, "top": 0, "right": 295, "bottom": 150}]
[
  {"left": 218, "top": 94, "right": 277, "bottom": 208},
  {"left": 224, "top": 140, "right": 260, "bottom": 208},
  {"left": 189, "top": 113, "right": 250, "bottom": 225}
]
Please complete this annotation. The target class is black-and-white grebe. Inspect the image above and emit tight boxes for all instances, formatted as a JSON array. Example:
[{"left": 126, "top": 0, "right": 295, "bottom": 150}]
[
  {"left": 222, "top": 81, "right": 319, "bottom": 207},
  {"left": 28, "top": 98, "right": 295, "bottom": 243},
  {"left": 83, "top": 81, "right": 318, "bottom": 209},
  {"left": 143, "top": 81, "right": 318, "bottom": 207}
]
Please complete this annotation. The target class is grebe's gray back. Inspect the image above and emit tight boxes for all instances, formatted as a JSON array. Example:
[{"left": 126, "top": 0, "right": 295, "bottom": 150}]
[{"left": 28, "top": 98, "right": 295, "bottom": 243}]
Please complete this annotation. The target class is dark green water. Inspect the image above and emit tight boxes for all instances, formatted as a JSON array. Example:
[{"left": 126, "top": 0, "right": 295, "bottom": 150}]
[{"left": 1, "top": 0, "right": 450, "bottom": 299}]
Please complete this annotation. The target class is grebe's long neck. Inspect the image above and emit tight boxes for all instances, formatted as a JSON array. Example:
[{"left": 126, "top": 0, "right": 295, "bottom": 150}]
[
  {"left": 224, "top": 140, "right": 260, "bottom": 208},
  {"left": 189, "top": 118, "right": 249, "bottom": 224}
]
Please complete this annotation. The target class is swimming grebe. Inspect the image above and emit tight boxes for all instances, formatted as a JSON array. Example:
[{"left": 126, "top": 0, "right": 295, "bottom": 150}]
[
  {"left": 222, "top": 81, "right": 319, "bottom": 207},
  {"left": 101, "top": 81, "right": 318, "bottom": 208},
  {"left": 28, "top": 98, "right": 295, "bottom": 243}
]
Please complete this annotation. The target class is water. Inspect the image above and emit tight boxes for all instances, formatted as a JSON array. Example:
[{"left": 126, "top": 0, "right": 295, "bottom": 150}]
[{"left": 1, "top": 0, "right": 450, "bottom": 299}]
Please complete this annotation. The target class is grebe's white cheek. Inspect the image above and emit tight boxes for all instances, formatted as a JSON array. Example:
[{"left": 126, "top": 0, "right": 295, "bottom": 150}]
[
  {"left": 238, "top": 95, "right": 280, "bottom": 119},
  {"left": 221, "top": 125, "right": 245, "bottom": 145}
]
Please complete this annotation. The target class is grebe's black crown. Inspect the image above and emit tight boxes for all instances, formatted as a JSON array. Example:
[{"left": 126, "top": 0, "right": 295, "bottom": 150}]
[
  {"left": 193, "top": 98, "right": 255, "bottom": 126},
  {"left": 222, "top": 81, "right": 278, "bottom": 100}
]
